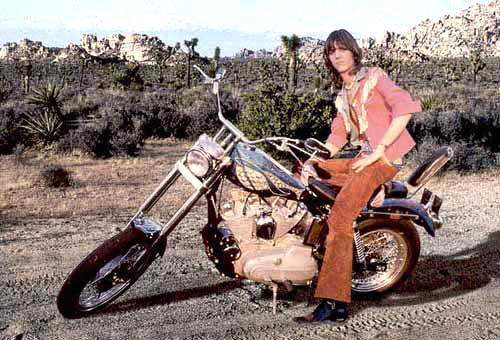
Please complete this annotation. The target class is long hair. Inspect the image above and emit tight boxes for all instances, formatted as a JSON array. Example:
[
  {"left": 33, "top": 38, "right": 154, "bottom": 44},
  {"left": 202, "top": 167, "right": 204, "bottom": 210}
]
[{"left": 323, "top": 29, "right": 363, "bottom": 89}]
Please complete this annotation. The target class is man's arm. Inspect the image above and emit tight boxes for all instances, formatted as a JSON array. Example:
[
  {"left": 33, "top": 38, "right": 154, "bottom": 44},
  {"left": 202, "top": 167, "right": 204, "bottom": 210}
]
[{"left": 351, "top": 113, "right": 412, "bottom": 172}]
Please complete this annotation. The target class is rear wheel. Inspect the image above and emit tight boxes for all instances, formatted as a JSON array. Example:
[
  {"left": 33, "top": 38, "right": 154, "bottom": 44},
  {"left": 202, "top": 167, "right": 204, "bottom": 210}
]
[
  {"left": 351, "top": 219, "right": 420, "bottom": 295},
  {"left": 57, "top": 227, "right": 157, "bottom": 318}
]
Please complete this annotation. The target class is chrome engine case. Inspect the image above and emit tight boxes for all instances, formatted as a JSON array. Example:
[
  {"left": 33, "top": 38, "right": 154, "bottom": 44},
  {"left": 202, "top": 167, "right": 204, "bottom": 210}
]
[{"left": 219, "top": 189, "right": 318, "bottom": 285}]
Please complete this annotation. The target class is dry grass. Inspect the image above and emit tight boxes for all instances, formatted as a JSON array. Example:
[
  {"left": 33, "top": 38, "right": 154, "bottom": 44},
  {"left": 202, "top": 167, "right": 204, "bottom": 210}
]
[
  {"left": 0, "top": 139, "right": 194, "bottom": 222},
  {"left": 0, "top": 137, "right": 495, "bottom": 225}
]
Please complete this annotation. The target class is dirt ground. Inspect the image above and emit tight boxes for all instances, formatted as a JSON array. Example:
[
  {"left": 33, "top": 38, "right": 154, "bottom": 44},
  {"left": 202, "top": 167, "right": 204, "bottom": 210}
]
[{"left": 1, "top": 140, "right": 500, "bottom": 340}]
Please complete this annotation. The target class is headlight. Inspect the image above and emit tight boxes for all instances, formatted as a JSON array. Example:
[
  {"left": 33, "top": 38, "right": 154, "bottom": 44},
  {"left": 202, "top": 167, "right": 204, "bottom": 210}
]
[{"left": 185, "top": 149, "right": 211, "bottom": 177}]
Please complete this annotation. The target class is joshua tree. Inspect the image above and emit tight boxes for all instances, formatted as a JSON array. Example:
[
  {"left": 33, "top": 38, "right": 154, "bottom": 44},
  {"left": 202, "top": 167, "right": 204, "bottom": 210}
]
[
  {"left": 23, "top": 61, "right": 33, "bottom": 94},
  {"left": 208, "top": 46, "right": 221, "bottom": 77},
  {"left": 184, "top": 38, "right": 199, "bottom": 88},
  {"left": 463, "top": 33, "right": 488, "bottom": 86},
  {"left": 469, "top": 45, "right": 486, "bottom": 86},
  {"left": 148, "top": 40, "right": 180, "bottom": 84},
  {"left": 280, "top": 34, "right": 301, "bottom": 92}
]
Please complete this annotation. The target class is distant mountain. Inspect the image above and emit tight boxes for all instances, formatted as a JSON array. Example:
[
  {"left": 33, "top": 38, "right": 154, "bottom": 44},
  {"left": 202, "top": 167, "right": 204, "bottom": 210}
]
[
  {"left": 0, "top": 1, "right": 498, "bottom": 64},
  {"left": 0, "top": 27, "right": 279, "bottom": 59},
  {"left": 278, "top": 0, "right": 499, "bottom": 65}
]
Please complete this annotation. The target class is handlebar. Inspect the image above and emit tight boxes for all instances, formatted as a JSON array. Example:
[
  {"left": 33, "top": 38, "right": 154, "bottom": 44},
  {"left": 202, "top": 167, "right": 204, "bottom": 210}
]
[{"left": 192, "top": 65, "right": 329, "bottom": 160}]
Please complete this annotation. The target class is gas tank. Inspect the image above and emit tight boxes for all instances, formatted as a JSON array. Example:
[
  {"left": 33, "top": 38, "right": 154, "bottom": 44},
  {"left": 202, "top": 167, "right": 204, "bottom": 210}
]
[{"left": 230, "top": 143, "right": 305, "bottom": 198}]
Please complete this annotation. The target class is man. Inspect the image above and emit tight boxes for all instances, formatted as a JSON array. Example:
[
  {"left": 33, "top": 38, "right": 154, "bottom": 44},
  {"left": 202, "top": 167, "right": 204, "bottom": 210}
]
[{"left": 295, "top": 29, "right": 421, "bottom": 323}]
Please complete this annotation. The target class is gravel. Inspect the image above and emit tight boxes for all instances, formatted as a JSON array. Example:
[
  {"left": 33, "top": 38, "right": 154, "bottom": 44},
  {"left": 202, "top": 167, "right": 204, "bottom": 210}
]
[{"left": 1, "top": 170, "right": 499, "bottom": 340}]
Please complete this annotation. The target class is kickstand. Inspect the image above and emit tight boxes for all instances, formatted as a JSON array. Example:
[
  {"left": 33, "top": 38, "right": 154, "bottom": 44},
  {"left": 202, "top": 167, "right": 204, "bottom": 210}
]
[{"left": 270, "top": 283, "right": 278, "bottom": 315}]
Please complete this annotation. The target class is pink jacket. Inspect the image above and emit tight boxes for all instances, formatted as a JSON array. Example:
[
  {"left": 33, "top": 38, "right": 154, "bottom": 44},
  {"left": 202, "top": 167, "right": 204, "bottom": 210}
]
[{"left": 326, "top": 67, "right": 422, "bottom": 162}]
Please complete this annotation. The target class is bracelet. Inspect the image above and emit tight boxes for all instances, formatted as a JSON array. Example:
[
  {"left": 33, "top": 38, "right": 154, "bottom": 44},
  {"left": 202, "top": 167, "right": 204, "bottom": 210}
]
[{"left": 376, "top": 143, "right": 387, "bottom": 150}]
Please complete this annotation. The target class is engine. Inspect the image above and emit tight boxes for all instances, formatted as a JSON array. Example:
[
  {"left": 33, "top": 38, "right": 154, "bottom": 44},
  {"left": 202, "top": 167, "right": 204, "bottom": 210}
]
[{"left": 203, "top": 188, "right": 320, "bottom": 286}]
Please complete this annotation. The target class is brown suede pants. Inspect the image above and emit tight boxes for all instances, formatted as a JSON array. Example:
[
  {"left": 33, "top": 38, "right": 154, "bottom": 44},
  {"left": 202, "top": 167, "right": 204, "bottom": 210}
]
[{"left": 313, "top": 156, "right": 398, "bottom": 303}]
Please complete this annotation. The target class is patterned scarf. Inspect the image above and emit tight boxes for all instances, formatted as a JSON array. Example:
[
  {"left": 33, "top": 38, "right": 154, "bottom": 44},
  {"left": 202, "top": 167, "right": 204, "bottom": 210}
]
[{"left": 334, "top": 67, "right": 383, "bottom": 140}]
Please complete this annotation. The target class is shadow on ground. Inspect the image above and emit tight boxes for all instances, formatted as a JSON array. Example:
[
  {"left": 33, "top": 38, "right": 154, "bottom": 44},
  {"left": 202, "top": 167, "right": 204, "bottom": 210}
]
[
  {"left": 99, "top": 280, "right": 242, "bottom": 316},
  {"left": 352, "top": 230, "right": 500, "bottom": 313},
  {"left": 88, "top": 231, "right": 500, "bottom": 318}
]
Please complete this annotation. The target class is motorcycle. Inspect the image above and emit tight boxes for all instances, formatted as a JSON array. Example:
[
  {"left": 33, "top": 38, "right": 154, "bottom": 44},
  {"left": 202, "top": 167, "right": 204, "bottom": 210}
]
[{"left": 57, "top": 66, "right": 453, "bottom": 318}]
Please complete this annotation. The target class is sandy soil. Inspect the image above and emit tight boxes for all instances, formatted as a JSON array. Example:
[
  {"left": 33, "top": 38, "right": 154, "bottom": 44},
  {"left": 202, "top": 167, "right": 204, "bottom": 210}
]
[{"left": 1, "top": 142, "right": 500, "bottom": 340}]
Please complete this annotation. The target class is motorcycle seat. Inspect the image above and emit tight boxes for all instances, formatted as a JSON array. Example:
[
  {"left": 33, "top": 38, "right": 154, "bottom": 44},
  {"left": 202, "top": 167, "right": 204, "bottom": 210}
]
[
  {"left": 308, "top": 178, "right": 408, "bottom": 205},
  {"left": 307, "top": 178, "right": 340, "bottom": 204}
]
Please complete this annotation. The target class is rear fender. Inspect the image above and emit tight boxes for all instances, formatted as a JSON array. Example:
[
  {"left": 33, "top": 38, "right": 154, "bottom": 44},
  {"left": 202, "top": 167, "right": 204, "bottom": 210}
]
[{"left": 359, "top": 198, "right": 435, "bottom": 237}]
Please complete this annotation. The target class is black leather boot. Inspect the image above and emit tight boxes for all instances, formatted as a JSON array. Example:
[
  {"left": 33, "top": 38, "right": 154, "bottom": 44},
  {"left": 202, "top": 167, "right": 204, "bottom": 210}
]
[{"left": 293, "top": 300, "right": 348, "bottom": 323}]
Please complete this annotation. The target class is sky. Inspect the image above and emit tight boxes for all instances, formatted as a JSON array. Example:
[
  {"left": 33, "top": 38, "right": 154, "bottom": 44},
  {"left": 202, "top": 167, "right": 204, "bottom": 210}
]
[{"left": 0, "top": 0, "right": 492, "bottom": 56}]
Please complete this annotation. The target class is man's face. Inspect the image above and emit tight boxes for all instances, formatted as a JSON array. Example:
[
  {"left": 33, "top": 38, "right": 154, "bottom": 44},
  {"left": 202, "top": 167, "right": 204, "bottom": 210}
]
[{"left": 328, "top": 41, "right": 355, "bottom": 74}]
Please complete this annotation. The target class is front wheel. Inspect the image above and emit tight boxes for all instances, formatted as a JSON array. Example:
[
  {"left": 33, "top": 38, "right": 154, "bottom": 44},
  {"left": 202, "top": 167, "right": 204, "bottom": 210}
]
[
  {"left": 351, "top": 219, "right": 421, "bottom": 295},
  {"left": 57, "top": 227, "right": 157, "bottom": 318}
]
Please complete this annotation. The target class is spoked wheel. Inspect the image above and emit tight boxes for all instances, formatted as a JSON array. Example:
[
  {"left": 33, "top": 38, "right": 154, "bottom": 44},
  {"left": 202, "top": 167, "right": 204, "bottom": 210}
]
[
  {"left": 57, "top": 227, "right": 157, "bottom": 318},
  {"left": 352, "top": 219, "right": 420, "bottom": 295}
]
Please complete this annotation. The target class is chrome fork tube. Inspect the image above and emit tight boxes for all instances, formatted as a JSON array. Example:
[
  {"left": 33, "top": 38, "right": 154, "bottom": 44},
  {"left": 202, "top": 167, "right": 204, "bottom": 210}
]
[
  {"left": 127, "top": 165, "right": 181, "bottom": 227},
  {"left": 158, "top": 158, "right": 230, "bottom": 238}
]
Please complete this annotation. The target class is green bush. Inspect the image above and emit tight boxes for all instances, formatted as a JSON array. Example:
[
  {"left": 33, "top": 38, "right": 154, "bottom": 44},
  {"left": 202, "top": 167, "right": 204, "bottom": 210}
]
[
  {"left": 111, "top": 63, "right": 144, "bottom": 91},
  {"left": 238, "top": 76, "right": 333, "bottom": 143}
]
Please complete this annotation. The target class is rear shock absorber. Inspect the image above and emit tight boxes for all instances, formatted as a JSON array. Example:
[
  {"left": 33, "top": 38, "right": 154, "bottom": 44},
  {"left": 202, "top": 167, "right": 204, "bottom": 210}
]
[{"left": 353, "top": 223, "right": 366, "bottom": 268}]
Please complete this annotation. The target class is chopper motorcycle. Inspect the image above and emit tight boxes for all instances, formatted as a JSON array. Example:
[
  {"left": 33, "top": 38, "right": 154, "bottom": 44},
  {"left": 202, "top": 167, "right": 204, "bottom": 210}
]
[{"left": 57, "top": 66, "right": 453, "bottom": 318}]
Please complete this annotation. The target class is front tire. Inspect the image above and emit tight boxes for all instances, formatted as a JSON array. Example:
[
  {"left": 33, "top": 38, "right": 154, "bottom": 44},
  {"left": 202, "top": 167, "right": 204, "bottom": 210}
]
[
  {"left": 351, "top": 219, "right": 421, "bottom": 296},
  {"left": 57, "top": 227, "right": 157, "bottom": 318}
]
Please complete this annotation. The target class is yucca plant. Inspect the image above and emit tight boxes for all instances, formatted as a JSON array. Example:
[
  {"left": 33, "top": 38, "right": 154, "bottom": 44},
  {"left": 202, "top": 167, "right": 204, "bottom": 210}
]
[
  {"left": 27, "top": 81, "right": 64, "bottom": 119},
  {"left": 419, "top": 94, "right": 438, "bottom": 111},
  {"left": 21, "top": 110, "right": 63, "bottom": 145}
]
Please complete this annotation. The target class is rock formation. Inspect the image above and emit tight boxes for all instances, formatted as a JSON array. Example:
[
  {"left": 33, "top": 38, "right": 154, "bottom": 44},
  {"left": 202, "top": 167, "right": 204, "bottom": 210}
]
[
  {"left": 0, "top": 33, "right": 176, "bottom": 64},
  {"left": 276, "top": 0, "right": 499, "bottom": 65},
  {"left": 0, "top": 1, "right": 497, "bottom": 64},
  {"left": 0, "top": 39, "right": 53, "bottom": 60}
]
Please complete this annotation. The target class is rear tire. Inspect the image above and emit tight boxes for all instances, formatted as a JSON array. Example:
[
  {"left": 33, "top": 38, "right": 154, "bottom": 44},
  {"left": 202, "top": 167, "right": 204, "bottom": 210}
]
[
  {"left": 352, "top": 219, "right": 420, "bottom": 296},
  {"left": 57, "top": 227, "right": 157, "bottom": 318}
]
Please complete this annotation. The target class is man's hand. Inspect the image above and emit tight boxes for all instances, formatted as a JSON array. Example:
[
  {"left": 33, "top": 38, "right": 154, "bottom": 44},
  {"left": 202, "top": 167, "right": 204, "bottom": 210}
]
[
  {"left": 300, "top": 159, "right": 319, "bottom": 185},
  {"left": 352, "top": 146, "right": 385, "bottom": 173}
]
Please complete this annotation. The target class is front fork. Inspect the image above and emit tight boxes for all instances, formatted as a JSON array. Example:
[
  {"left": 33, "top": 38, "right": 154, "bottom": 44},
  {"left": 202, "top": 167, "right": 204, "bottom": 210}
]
[
  {"left": 126, "top": 129, "right": 237, "bottom": 252},
  {"left": 126, "top": 160, "right": 229, "bottom": 242}
]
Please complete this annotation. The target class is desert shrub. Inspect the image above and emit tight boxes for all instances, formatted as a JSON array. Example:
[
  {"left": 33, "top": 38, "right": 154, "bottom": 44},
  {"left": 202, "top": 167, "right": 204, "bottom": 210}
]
[
  {"left": 447, "top": 142, "right": 497, "bottom": 171},
  {"left": 407, "top": 137, "right": 496, "bottom": 173},
  {"left": 178, "top": 88, "right": 217, "bottom": 139},
  {"left": 57, "top": 98, "right": 144, "bottom": 157},
  {"left": 238, "top": 76, "right": 333, "bottom": 143},
  {"left": 409, "top": 109, "right": 500, "bottom": 152},
  {"left": 111, "top": 63, "right": 144, "bottom": 91},
  {"left": 39, "top": 164, "right": 73, "bottom": 188},
  {"left": 175, "top": 87, "right": 220, "bottom": 139},
  {"left": 62, "top": 94, "right": 100, "bottom": 122},
  {"left": 0, "top": 100, "right": 30, "bottom": 153},
  {"left": 408, "top": 107, "right": 500, "bottom": 171},
  {"left": 0, "top": 77, "right": 14, "bottom": 104},
  {"left": 57, "top": 124, "right": 112, "bottom": 157},
  {"left": 137, "top": 89, "right": 189, "bottom": 138}
]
